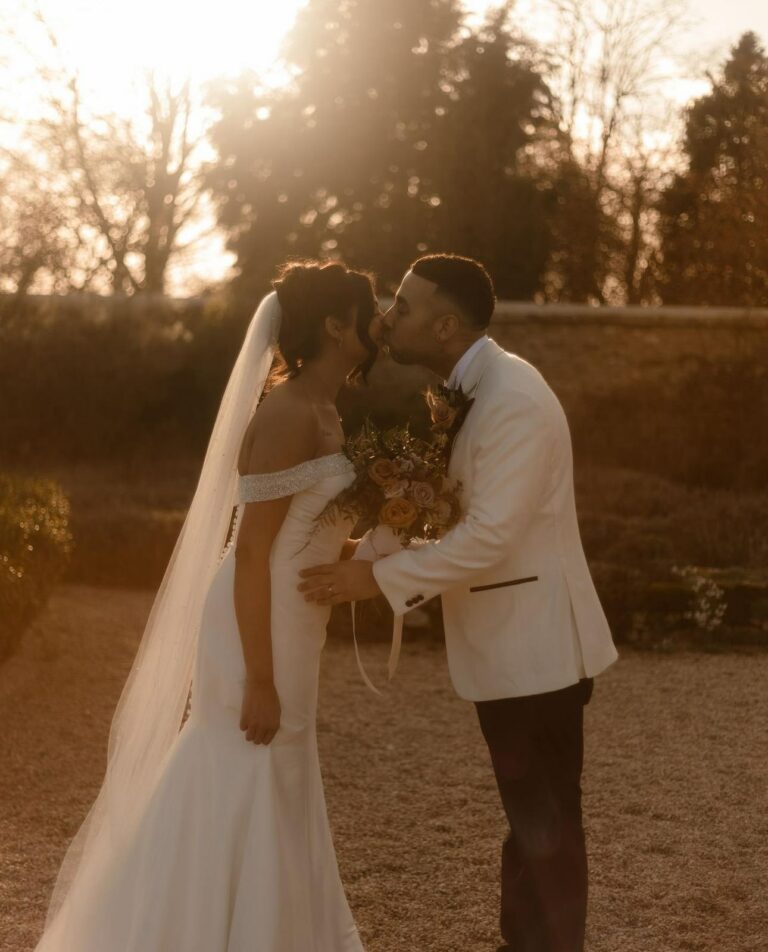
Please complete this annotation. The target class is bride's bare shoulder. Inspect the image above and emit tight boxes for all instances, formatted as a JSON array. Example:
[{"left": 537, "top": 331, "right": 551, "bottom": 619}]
[
  {"left": 239, "top": 380, "right": 320, "bottom": 475},
  {"left": 256, "top": 378, "right": 317, "bottom": 428}
]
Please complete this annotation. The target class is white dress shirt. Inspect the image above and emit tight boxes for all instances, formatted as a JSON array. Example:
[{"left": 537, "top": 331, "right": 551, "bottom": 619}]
[{"left": 446, "top": 335, "right": 490, "bottom": 388}]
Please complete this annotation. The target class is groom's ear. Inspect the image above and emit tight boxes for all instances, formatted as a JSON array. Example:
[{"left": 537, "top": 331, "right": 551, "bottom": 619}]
[{"left": 433, "top": 312, "right": 460, "bottom": 342}]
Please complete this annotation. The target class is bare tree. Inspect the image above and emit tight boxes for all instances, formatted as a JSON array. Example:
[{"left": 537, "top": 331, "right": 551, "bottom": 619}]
[
  {"left": 541, "top": 0, "right": 692, "bottom": 302},
  {"left": 38, "top": 70, "right": 204, "bottom": 294},
  {"left": 1, "top": 6, "right": 207, "bottom": 295},
  {"left": 547, "top": 0, "right": 688, "bottom": 172},
  {"left": 0, "top": 6, "right": 65, "bottom": 292},
  {"left": 613, "top": 108, "right": 685, "bottom": 303},
  {"left": 0, "top": 183, "right": 67, "bottom": 294}
]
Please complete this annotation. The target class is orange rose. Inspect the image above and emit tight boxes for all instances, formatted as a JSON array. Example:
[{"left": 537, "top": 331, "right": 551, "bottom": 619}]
[
  {"left": 369, "top": 458, "right": 398, "bottom": 486},
  {"left": 379, "top": 497, "right": 419, "bottom": 529}
]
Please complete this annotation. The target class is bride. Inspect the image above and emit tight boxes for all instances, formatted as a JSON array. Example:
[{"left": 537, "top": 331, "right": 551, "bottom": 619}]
[{"left": 34, "top": 261, "right": 381, "bottom": 951}]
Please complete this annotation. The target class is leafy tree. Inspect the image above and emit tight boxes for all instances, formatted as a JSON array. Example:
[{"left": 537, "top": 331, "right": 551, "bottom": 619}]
[
  {"left": 208, "top": 0, "right": 463, "bottom": 296},
  {"left": 542, "top": 157, "right": 612, "bottom": 302},
  {"left": 657, "top": 32, "right": 768, "bottom": 305},
  {"left": 208, "top": 0, "right": 560, "bottom": 298},
  {"left": 428, "top": 5, "right": 556, "bottom": 298}
]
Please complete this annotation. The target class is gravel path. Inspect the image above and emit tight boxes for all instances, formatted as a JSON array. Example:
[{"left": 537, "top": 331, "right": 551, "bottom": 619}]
[{"left": 1, "top": 586, "right": 767, "bottom": 951}]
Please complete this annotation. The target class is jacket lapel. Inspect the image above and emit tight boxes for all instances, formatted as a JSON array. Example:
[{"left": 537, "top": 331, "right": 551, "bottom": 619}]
[{"left": 447, "top": 338, "right": 504, "bottom": 470}]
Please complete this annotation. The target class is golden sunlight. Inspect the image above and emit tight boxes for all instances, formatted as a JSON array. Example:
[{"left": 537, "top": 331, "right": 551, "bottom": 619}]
[
  {"left": 26, "top": 0, "right": 767, "bottom": 105},
  {"left": 31, "top": 0, "right": 307, "bottom": 88}
]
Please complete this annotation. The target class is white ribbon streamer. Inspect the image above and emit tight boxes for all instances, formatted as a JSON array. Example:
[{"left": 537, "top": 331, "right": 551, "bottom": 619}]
[
  {"left": 350, "top": 601, "right": 404, "bottom": 695},
  {"left": 350, "top": 526, "right": 406, "bottom": 695}
]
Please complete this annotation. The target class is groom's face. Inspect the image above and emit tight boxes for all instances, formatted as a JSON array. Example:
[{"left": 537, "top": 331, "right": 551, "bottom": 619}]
[{"left": 381, "top": 271, "right": 442, "bottom": 365}]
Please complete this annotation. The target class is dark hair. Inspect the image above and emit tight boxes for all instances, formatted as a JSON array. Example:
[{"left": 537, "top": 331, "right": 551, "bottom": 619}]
[
  {"left": 410, "top": 254, "right": 496, "bottom": 329},
  {"left": 271, "top": 259, "right": 377, "bottom": 383}
]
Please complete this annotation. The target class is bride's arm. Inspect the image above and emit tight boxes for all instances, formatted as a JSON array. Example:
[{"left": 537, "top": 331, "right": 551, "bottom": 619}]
[
  {"left": 339, "top": 538, "right": 360, "bottom": 560},
  {"left": 234, "top": 391, "right": 320, "bottom": 745}
]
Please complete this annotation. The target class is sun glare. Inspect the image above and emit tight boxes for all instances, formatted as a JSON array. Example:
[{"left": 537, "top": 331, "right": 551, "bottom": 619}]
[
  {"left": 26, "top": 0, "right": 767, "bottom": 110},
  {"left": 33, "top": 0, "right": 307, "bottom": 93}
]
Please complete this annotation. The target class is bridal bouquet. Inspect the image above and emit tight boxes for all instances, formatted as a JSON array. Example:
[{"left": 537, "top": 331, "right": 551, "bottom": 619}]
[{"left": 316, "top": 420, "right": 463, "bottom": 545}]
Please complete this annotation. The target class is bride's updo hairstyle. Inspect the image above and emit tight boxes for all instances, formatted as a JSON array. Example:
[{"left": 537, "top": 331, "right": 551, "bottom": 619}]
[{"left": 271, "top": 259, "right": 377, "bottom": 384}]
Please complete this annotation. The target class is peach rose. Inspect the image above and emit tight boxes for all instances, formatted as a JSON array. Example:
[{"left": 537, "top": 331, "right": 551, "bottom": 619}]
[
  {"left": 382, "top": 477, "right": 409, "bottom": 498},
  {"left": 411, "top": 481, "right": 436, "bottom": 509},
  {"left": 379, "top": 497, "right": 419, "bottom": 529},
  {"left": 427, "top": 394, "right": 459, "bottom": 431},
  {"left": 368, "top": 458, "right": 397, "bottom": 486}
]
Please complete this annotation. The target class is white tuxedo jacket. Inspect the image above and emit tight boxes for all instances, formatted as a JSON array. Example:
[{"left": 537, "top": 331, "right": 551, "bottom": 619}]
[{"left": 373, "top": 338, "right": 618, "bottom": 701}]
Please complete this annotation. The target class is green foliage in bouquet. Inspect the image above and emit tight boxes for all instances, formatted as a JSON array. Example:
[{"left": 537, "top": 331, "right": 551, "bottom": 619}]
[
  {"left": 0, "top": 475, "right": 73, "bottom": 662},
  {"left": 317, "top": 421, "right": 463, "bottom": 545}
]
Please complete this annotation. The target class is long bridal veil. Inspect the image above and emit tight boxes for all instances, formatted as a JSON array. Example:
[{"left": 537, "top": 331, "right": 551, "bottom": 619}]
[{"left": 40, "top": 292, "right": 282, "bottom": 936}]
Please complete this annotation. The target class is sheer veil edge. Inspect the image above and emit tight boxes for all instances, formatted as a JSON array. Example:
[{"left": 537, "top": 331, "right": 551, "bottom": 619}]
[{"left": 40, "top": 292, "right": 281, "bottom": 934}]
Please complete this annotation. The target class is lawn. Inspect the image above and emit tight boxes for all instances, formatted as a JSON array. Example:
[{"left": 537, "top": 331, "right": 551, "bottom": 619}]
[{"left": 1, "top": 586, "right": 766, "bottom": 951}]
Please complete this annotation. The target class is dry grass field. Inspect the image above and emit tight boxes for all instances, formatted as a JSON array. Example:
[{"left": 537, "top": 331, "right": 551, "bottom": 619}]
[{"left": 1, "top": 586, "right": 767, "bottom": 952}]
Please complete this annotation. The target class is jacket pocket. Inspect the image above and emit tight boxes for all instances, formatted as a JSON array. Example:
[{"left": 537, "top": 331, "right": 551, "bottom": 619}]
[{"left": 469, "top": 575, "right": 538, "bottom": 593}]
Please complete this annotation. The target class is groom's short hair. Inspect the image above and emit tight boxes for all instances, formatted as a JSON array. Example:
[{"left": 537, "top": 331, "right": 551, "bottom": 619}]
[{"left": 411, "top": 254, "right": 496, "bottom": 329}]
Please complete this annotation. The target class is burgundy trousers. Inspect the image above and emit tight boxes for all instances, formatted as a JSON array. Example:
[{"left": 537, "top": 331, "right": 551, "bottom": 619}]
[{"left": 475, "top": 678, "right": 594, "bottom": 952}]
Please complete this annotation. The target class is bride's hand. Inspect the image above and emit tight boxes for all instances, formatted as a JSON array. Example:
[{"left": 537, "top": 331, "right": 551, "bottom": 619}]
[{"left": 240, "top": 679, "right": 281, "bottom": 745}]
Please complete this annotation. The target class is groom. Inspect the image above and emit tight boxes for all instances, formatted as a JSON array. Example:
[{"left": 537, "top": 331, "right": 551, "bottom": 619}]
[{"left": 299, "top": 254, "right": 618, "bottom": 952}]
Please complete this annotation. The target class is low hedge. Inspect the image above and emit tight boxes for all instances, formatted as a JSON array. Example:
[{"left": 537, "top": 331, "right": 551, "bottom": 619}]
[
  {"left": 66, "top": 506, "right": 185, "bottom": 589},
  {"left": 28, "top": 461, "right": 767, "bottom": 651},
  {"left": 0, "top": 475, "right": 72, "bottom": 662},
  {"left": 0, "top": 293, "right": 249, "bottom": 466},
  {"left": 570, "top": 353, "right": 768, "bottom": 492}
]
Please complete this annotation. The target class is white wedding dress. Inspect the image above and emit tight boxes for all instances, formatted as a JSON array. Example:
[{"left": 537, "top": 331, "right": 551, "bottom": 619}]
[{"left": 36, "top": 452, "right": 365, "bottom": 952}]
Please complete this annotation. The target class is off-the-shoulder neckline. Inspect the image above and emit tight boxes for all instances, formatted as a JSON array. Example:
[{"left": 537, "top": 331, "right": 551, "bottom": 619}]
[{"left": 237, "top": 450, "right": 347, "bottom": 481}]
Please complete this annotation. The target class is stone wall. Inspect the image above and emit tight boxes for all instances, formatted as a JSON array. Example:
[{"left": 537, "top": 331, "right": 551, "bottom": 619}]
[{"left": 345, "top": 302, "right": 768, "bottom": 425}]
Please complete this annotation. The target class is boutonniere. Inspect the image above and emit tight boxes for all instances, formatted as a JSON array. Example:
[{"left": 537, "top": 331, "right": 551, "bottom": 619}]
[{"left": 425, "top": 383, "right": 476, "bottom": 439}]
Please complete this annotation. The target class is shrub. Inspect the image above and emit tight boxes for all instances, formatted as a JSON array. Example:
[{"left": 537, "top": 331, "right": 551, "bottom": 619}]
[
  {"left": 0, "top": 292, "right": 251, "bottom": 465},
  {"left": 575, "top": 468, "right": 768, "bottom": 646},
  {"left": 576, "top": 467, "right": 768, "bottom": 570},
  {"left": 50, "top": 460, "right": 195, "bottom": 589},
  {"left": 0, "top": 475, "right": 72, "bottom": 662}
]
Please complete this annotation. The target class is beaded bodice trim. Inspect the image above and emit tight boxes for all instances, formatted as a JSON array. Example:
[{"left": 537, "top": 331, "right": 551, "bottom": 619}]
[{"left": 237, "top": 452, "right": 352, "bottom": 503}]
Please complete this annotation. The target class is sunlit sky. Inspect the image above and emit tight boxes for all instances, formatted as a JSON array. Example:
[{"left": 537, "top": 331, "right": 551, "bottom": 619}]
[
  {"left": 12, "top": 0, "right": 768, "bottom": 94},
  {"left": 4, "top": 0, "right": 768, "bottom": 292}
]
